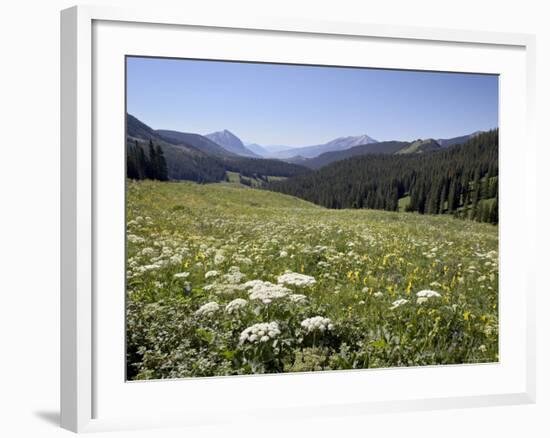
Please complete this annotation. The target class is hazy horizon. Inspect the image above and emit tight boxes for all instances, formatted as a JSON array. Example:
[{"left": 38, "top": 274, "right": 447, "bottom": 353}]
[{"left": 127, "top": 56, "right": 498, "bottom": 147}]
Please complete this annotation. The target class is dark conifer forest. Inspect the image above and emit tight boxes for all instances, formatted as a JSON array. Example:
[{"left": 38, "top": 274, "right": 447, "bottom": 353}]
[
  {"left": 269, "top": 130, "right": 498, "bottom": 224},
  {"left": 126, "top": 139, "right": 309, "bottom": 183},
  {"left": 127, "top": 139, "right": 169, "bottom": 181}
]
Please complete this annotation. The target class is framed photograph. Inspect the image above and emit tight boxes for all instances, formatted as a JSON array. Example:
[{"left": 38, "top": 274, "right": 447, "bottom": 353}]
[{"left": 61, "top": 5, "right": 536, "bottom": 433}]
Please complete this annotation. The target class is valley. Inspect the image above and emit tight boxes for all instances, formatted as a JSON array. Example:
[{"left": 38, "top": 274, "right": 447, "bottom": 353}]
[{"left": 126, "top": 113, "right": 498, "bottom": 224}]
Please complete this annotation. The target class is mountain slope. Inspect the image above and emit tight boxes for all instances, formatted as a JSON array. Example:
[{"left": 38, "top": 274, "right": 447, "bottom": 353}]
[
  {"left": 437, "top": 131, "right": 482, "bottom": 148},
  {"left": 261, "top": 144, "right": 297, "bottom": 155},
  {"left": 396, "top": 138, "right": 441, "bottom": 155},
  {"left": 206, "top": 130, "right": 260, "bottom": 157},
  {"left": 156, "top": 130, "right": 237, "bottom": 157},
  {"left": 304, "top": 141, "right": 410, "bottom": 169},
  {"left": 127, "top": 137, "right": 227, "bottom": 182},
  {"left": 269, "top": 130, "right": 498, "bottom": 219},
  {"left": 272, "top": 134, "right": 378, "bottom": 159},
  {"left": 127, "top": 114, "right": 309, "bottom": 182},
  {"left": 127, "top": 114, "right": 164, "bottom": 142},
  {"left": 244, "top": 143, "right": 270, "bottom": 157}
]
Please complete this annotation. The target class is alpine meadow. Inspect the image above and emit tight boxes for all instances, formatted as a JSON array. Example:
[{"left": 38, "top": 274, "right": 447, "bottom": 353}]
[{"left": 125, "top": 57, "right": 499, "bottom": 380}]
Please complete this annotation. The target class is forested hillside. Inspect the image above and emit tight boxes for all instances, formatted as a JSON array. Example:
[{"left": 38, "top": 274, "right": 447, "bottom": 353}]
[
  {"left": 269, "top": 130, "right": 498, "bottom": 223},
  {"left": 126, "top": 114, "right": 310, "bottom": 183}
]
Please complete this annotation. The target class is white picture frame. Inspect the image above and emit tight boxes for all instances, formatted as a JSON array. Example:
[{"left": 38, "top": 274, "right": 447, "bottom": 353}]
[{"left": 60, "top": 4, "right": 536, "bottom": 433}]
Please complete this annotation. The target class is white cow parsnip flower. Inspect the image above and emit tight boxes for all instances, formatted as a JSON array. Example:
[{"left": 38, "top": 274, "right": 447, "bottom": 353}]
[
  {"left": 301, "top": 316, "right": 334, "bottom": 333},
  {"left": 277, "top": 272, "right": 316, "bottom": 287},
  {"left": 225, "top": 298, "right": 247, "bottom": 314},
  {"left": 390, "top": 298, "right": 409, "bottom": 309},
  {"left": 244, "top": 280, "right": 290, "bottom": 304},
  {"left": 205, "top": 270, "right": 219, "bottom": 279},
  {"left": 195, "top": 301, "right": 220, "bottom": 317},
  {"left": 239, "top": 322, "right": 281, "bottom": 344},
  {"left": 416, "top": 289, "right": 441, "bottom": 304}
]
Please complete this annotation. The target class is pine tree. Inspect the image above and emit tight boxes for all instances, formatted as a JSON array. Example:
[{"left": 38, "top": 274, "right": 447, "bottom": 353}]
[
  {"left": 482, "top": 174, "right": 491, "bottom": 200},
  {"left": 137, "top": 145, "right": 148, "bottom": 179},
  {"left": 147, "top": 140, "right": 157, "bottom": 179},
  {"left": 439, "top": 180, "right": 448, "bottom": 214},
  {"left": 447, "top": 179, "right": 457, "bottom": 213},
  {"left": 126, "top": 143, "right": 139, "bottom": 179},
  {"left": 155, "top": 144, "right": 168, "bottom": 181}
]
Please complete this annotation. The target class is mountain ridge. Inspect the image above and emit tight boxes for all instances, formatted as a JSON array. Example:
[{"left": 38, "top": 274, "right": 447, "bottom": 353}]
[
  {"left": 206, "top": 130, "right": 260, "bottom": 157},
  {"left": 126, "top": 114, "right": 309, "bottom": 183},
  {"left": 396, "top": 138, "right": 441, "bottom": 155},
  {"left": 304, "top": 141, "right": 411, "bottom": 169},
  {"left": 270, "top": 134, "right": 378, "bottom": 159},
  {"left": 269, "top": 130, "right": 499, "bottom": 218},
  {"left": 156, "top": 129, "right": 238, "bottom": 158}
]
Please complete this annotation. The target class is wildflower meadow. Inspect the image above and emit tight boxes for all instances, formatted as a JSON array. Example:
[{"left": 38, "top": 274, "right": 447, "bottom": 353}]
[{"left": 126, "top": 179, "right": 498, "bottom": 380}]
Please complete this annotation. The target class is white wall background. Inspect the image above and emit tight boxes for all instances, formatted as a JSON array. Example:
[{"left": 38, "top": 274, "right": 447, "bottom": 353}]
[{"left": 0, "top": 0, "right": 547, "bottom": 437}]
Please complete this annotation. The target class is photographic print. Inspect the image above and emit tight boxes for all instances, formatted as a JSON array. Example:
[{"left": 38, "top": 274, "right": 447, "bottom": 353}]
[{"left": 125, "top": 57, "right": 498, "bottom": 380}]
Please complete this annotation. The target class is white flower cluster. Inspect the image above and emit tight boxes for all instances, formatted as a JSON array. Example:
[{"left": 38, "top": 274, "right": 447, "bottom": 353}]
[
  {"left": 301, "top": 316, "right": 334, "bottom": 333},
  {"left": 416, "top": 289, "right": 441, "bottom": 304},
  {"left": 289, "top": 294, "right": 308, "bottom": 303},
  {"left": 214, "top": 252, "right": 225, "bottom": 265},
  {"left": 205, "top": 270, "right": 219, "bottom": 279},
  {"left": 390, "top": 298, "right": 409, "bottom": 309},
  {"left": 242, "top": 279, "right": 269, "bottom": 289},
  {"left": 169, "top": 254, "right": 183, "bottom": 265},
  {"left": 140, "top": 247, "right": 156, "bottom": 256},
  {"left": 239, "top": 322, "right": 280, "bottom": 344},
  {"left": 135, "top": 262, "right": 163, "bottom": 273},
  {"left": 173, "top": 272, "right": 190, "bottom": 279},
  {"left": 277, "top": 272, "right": 316, "bottom": 287},
  {"left": 127, "top": 234, "right": 145, "bottom": 244},
  {"left": 222, "top": 266, "right": 246, "bottom": 283},
  {"left": 244, "top": 280, "right": 290, "bottom": 304},
  {"left": 195, "top": 301, "right": 220, "bottom": 317},
  {"left": 225, "top": 298, "right": 248, "bottom": 314},
  {"left": 234, "top": 255, "right": 253, "bottom": 265}
]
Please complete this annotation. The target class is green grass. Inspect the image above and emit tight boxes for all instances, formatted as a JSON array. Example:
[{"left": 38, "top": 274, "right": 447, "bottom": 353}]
[
  {"left": 398, "top": 195, "right": 410, "bottom": 212},
  {"left": 126, "top": 180, "right": 498, "bottom": 379},
  {"left": 225, "top": 171, "right": 287, "bottom": 187},
  {"left": 225, "top": 171, "right": 241, "bottom": 183}
]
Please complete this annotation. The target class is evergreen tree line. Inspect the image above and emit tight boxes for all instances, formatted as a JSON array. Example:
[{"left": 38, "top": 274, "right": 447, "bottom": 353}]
[
  {"left": 223, "top": 157, "right": 309, "bottom": 179},
  {"left": 127, "top": 139, "right": 310, "bottom": 184},
  {"left": 127, "top": 140, "right": 168, "bottom": 181},
  {"left": 269, "top": 130, "right": 499, "bottom": 224}
]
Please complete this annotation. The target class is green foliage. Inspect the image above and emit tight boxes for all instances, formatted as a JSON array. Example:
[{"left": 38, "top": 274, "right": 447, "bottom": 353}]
[{"left": 126, "top": 181, "right": 498, "bottom": 380}]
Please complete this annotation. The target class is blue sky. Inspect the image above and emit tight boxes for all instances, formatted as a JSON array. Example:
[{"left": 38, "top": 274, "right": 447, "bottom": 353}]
[{"left": 126, "top": 56, "right": 498, "bottom": 147}]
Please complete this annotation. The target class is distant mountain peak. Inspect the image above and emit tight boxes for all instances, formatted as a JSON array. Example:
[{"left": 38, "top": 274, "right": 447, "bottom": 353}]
[
  {"left": 270, "top": 133, "right": 378, "bottom": 160},
  {"left": 206, "top": 130, "right": 259, "bottom": 158},
  {"left": 326, "top": 134, "right": 378, "bottom": 147}
]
